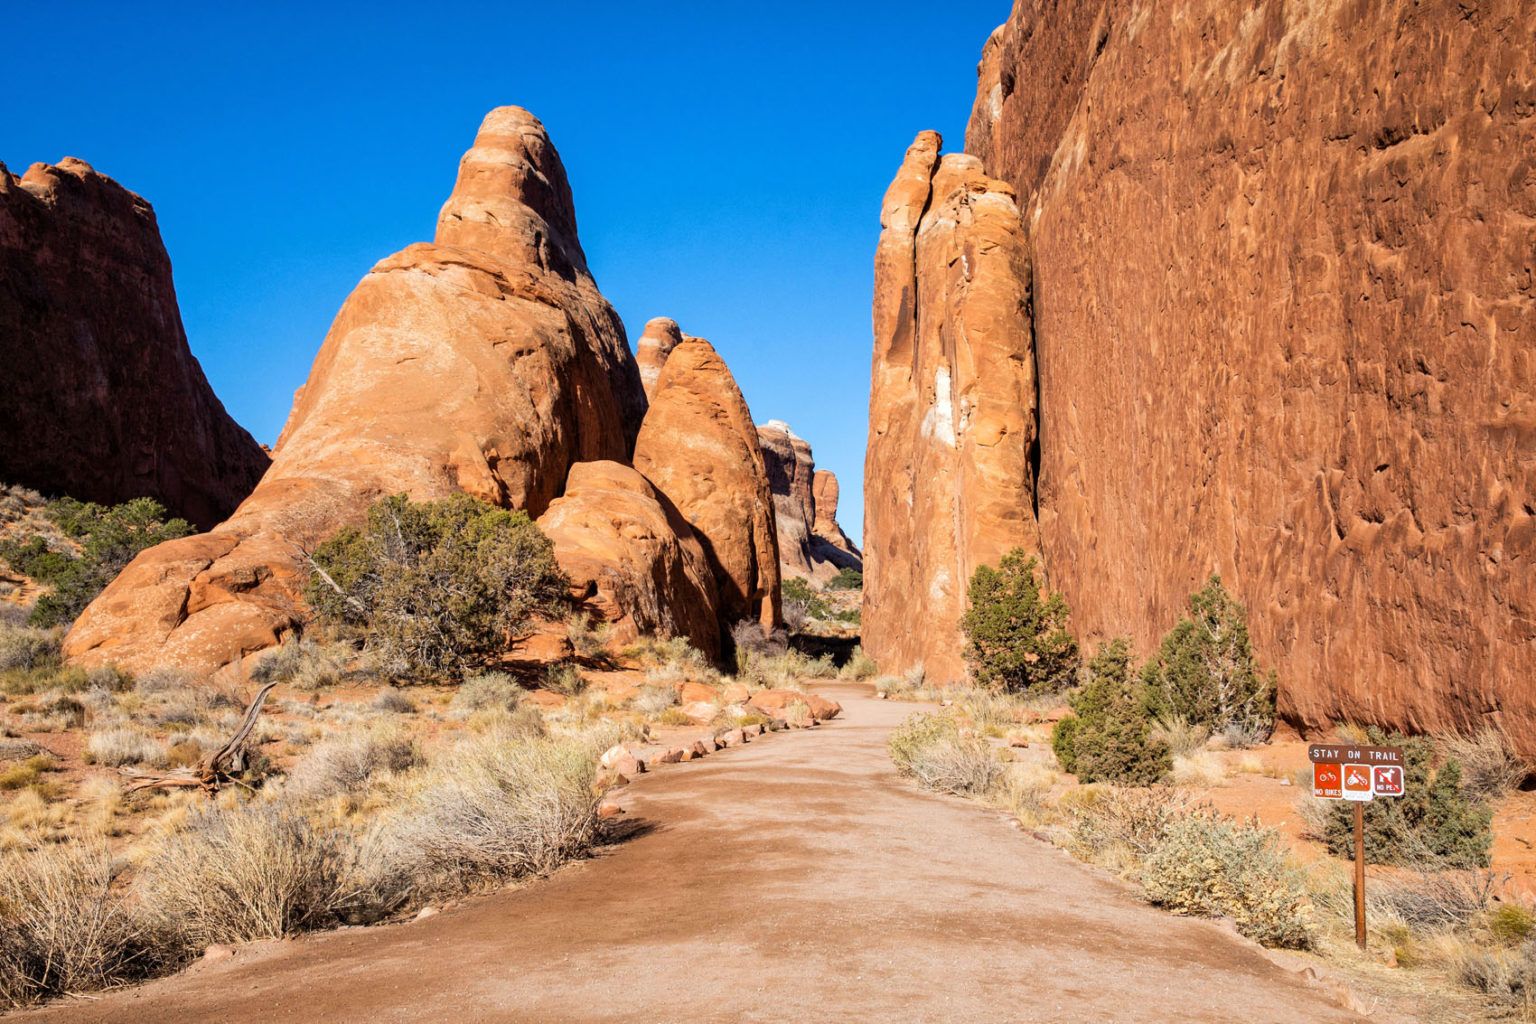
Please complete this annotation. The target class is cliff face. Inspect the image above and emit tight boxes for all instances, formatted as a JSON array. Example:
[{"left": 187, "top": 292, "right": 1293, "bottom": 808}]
[
  {"left": 937, "top": 0, "right": 1535, "bottom": 747},
  {"left": 864, "top": 133, "right": 1039, "bottom": 684},
  {"left": 758, "top": 420, "right": 862, "bottom": 584},
  {"left": 0, "top": 159, "right": 269, "bottom": 528}
]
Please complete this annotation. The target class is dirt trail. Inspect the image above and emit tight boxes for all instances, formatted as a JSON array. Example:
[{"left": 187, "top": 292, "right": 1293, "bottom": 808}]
[{"left": 22, "top": 685, "right": 1376, "bottom": 1024}]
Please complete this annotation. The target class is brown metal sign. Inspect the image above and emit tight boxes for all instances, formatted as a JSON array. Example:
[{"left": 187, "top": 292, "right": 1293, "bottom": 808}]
[{"left": 1307, "top": 743, "right": 1403, "bottom": 766}]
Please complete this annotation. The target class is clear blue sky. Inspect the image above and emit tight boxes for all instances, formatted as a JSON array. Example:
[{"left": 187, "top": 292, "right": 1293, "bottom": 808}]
[{"left": 4, "top": 1, "right": 1006, "bottom": 544}]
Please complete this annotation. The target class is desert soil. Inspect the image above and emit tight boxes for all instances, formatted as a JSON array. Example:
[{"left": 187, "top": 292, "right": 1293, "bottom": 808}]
[{"left": 19, "top": 685, "right": 1382, "bottom": 1024}]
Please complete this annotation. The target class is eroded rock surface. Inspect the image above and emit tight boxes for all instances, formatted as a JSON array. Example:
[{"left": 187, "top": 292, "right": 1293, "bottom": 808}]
[
  {"left": 536, "top": 460, "right": 720, "bottom": 660},
  {"left": 636, "top": 317, "right": 683, "bottom": 401},
  {"left": 954, "top": 0, "right": 1536, "bottom": 750},
  {"left": 0, "top": 159, "right": 268, "bottom": 528},
  {"left": 863, "top": 132, "right": 1039, "bottom": 684},
  {"left": 758, "top": 420, "right": 861, "bottom": 583},
  {"left": 633, "top": 337, "right": 781, "bottom": 633},
  {"left": 65, "top": 106, "right": 645, "bottom": 677}
]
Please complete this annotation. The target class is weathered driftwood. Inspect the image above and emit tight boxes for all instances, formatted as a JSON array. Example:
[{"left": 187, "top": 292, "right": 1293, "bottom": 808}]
[{"left": 120, "top": 681, "right": 277, "bottom": 794}]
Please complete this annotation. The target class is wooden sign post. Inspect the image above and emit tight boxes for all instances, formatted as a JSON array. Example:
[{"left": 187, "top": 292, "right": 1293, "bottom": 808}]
[{"left": 1308, "top": 742, "right": 1405, "bottom": 950}]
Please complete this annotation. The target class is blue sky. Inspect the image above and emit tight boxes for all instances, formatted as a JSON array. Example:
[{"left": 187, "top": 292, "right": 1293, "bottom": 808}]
[{"left": 4, "top": 1, "right": 1006, "bottom": 543}]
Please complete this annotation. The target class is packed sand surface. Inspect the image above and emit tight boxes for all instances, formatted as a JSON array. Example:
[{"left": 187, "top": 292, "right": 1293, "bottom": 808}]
[{"left": 19, "top": 685, "right": 1379, "bottom": 1024}]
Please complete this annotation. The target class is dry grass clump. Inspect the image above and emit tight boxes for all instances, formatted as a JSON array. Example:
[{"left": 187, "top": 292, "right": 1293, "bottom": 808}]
[
  {"left": 449, "top": 671, "right": 522, "bottom": 717},
  {"left": 1367, "top": 871, "right": 1500, "bottom": 932},
  {"left": 0, "top": 754, "right": 58, "bottom": 793},
  {"left": 991, "top": 762, "right": 1060, "bottom": 828},
  {"left": 132, "top": 667, "right": 199, "bottom": 694},
  {"left": 6, "top": 691, "right": 85, "bottom": 732},
  {"left": 837, "top": 645, "right": 878, "bottom": 681},
  {"left": 543, "top": 662, "right": 587, "bottom": 696},
  {"left": 1149, "top": 714, "right": 1209, "bottom": 758},
  {"left": 632, "top": 685, "right": 680, "bottom": 717},
  {"left": 137, "top": 803, "right": 352, "bottom": 956},
  {"left": 251, "top": 638, "right": 362, "bottom": 691},
  {"left": 1170, "top": 751, "right": 1228, "bottom": 788},
  {"left": 0, "top": 624, "right": 60, "bottom": 673},
  {"left": 781, "top": 700, "right": 813, "bottom": 729},
  {"left": 1443, "top": 730, "right": 1529, "bottom": 802},
  {"left": 0, "top": 737, "right": 45, "bottom": 760},
  {"left": 282, "top": 727, "right": 418, "bottom": 802},
  {"left": 888, "top": 712, "right": 1002, "bottom": 798},
  {"left": 371, "top": 689, "right": 417, "bottom": 714},
  {"left": 1065, "top": 785, "right": 1196, "bottom": 863},
  {"left": 356, "top": 728, "right": 602, "bottom": 905},
  {"left": 1454, "top": 940, "right": 1536, "bottom": 1011},
  {"left": 0, "top": 841, "right": 151, "bottom": 1008},
  {"left": 84, "top": 726, "right": 165, "bottom": 768},
  {"left": 565, "top": 612, "right": 610, "bottom": 660}
]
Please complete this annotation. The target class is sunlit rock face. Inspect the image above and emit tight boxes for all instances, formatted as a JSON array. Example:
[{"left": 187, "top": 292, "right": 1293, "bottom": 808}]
[{"left": 66, "top": 106, "right": 645, "bottom": 678}]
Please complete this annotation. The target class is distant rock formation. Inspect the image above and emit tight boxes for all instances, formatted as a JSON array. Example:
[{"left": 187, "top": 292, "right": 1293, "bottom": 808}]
[
  {"left": 0, "top": 159, "right": 269, "bottom": 529},
  {"left": 868, "top": 1, "right": 1536, "bottom": 753},
  {"left": 812, "top": 470, "right": 859, "bottom": 560},
  {"left": 635, "top": 317, "right": 683, "bottom": 400},
  {"left": 757, "top": 420, "right": 861, "bottom": 583},
  {"left": 536, "top": 461, "right": 720, "bottom": 660},
  {"left": 863, "top": 132, "right": 1038, "bottom": 684},
  {"left": 65, "top": 106, "right": 646, "bottom": 677},
  {"left": 634, "top": 337, "right": 781, "bottom": 635}
]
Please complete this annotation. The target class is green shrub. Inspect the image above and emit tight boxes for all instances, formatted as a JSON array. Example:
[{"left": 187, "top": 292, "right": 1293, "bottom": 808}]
[
  {"left": 888, "top": 712, "right": 1001, "bottom": 797},
  {"left": 0, "top": 496, "right": 192, "bottom": 628},
  {"left": 1052, "top": 639, "right": 1170, "bottom": 785},
  {"left": 781, "top": 577, "right": 831, "bottom": 620},
  {"left": 1321, "top": 731, "right": 1493, "bottom": 869},
  {"left": 828, "top": 567, "right": 863, "bottom": 590},
  {"left": 306, "top": 493, "right": 567, "bottom": 676},
  {"left": 960, "top": 550, "right": 1077, "bottom": 693},
  {"left": 1140, "top": 576, "right": 1275, "bottom": 738},
  {"left": 1141, "top": 812, "right": 1314, "bottom": 948}
]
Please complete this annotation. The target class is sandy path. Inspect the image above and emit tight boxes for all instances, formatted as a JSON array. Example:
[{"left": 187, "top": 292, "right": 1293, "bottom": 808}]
[{"left": 21, "top": 685, "right": 1371, "bottom": 1024}]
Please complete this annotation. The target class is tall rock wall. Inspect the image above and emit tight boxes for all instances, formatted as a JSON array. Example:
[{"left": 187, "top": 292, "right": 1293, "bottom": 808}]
[
  {"left": 942, "top": 0, "right": 1535, "bottom": 748},
  {"left": 811, "top": 470, "right": 859, "bottom": 561},
  {"left": 0, "top": 159, "right": 269, "bottom": 529},
  {"left": 863, "top": 133, "right": 1039, "bottom": 684},
  {"left": 65, "top": 106, "right": 646, "bottom": 677}
]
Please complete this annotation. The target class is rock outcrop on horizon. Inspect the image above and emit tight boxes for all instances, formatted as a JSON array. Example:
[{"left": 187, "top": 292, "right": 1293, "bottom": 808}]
[
  {"left": 636, "top": 317, "right": 683, "bottom": 400},
  {"left": 634, "top": 337, "right": 782, "bottom": 635},
  {"left": 868, "top": 0, "right": 1536, "bottom": 752},
  {"left": 536, "top": 460, "right": 720, "bottom": 660},
  {"left": 812, "top": 470, "right": 859, "bottom": 561},
  {"left": 863, "top": 132, "right": 1039, "bottom": 685},
  {"left": 758, "top": 419, "right": 861, "bottom": 583},
  {"left": 0, "top": 159, "right": 269, "bottom": 529},
  {"left": 65, "top": 106, "right": 647, "bottom": 677}
]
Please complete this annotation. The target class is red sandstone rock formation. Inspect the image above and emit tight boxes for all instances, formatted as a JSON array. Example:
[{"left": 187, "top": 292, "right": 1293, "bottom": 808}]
[
  {"left": 863, "top": 132, "right": 1039, "bottom": 684},
  {"left": 0, "top": 159, "right": 268, "bottom": 529},
  {"left": 636, "top": 317, "right": 683, "bottom": 401},
  {"left": 536, "top": 460, "right": 720, "bottom": 660},
  {"left": 758, "top": 420, "right": 861, "bottom": 583},
  {"left": 633, "top": 337, "right": 781, "bottom": 634},
  {"left": 869, "top": 1, "right": 1535, "bottom": 751},
  {"left": 963, "top": 0, "right": 1536, "bottom": 751},
  {"left": 811, "top": 470, "right": 859, "bottom": 560},
  {"left": 65, "top": 106, "right": 645, "bottom": 677}
]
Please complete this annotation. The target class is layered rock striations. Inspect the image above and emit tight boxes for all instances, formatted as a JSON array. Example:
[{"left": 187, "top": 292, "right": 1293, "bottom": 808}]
[
  {"left": 863, "top": 132, "right": 1039, "bottom": 684},
  {"left": 536, "top": 460, "right": 720, "bottom": 660},
  {"left": 65, "top": 106, "right": 646, "bottom": 676},
  {"left": 634, "top": 338, "right": 782, "bottom": 634},
  {"left": 758, "top": 420, "right": 861, "bottom": 583},
  {"left": 0, "top": 159, "right": 269, "bottom": 529},
  {"left": 870, "top": 1, "right": 1536, "bottom": 750}
]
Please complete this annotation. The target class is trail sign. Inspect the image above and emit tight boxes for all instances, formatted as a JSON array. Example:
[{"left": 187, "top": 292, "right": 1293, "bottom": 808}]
[
  {"left": 1372, "top": 765, "right": 1404, "bottom": 797},
  {"left": 1307, "top": 743, "right": 1404, "bottom": 767},
  {"left": 1312, "top": 762, "right": 1342, "bottom": 799},
  {"left": 1307, "top": 741, "right": 1405, "bottom": 950},
  {"left": 1342, "top": 763, "right": 1374, "bottom": 801}
]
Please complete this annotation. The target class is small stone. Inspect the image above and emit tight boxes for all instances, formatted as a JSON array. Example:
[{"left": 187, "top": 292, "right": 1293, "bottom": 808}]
[
  {"left": 719, "top": 728, "right": 746, "bottom": 747},
  {"left": 413, "top": 906, "right": 440, "bottom": 921},
  {"left": 202, "top": 944, "right": 235, "bottom": 963}
]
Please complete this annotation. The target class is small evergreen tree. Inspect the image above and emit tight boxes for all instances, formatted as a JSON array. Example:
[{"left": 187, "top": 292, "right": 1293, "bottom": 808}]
[
  {"left": 1052, "top": 638, "right": 1171, "bottom": 785},
  {"left": 0, "top": 496, "right": 192, "bottom": 627},
  {"left": 1141, "top": 575, "right": 1275, "bottom": 739},
  {"left": 961, "top": 550, "right": 1077, "bottom": 693},
  {"left": 306, "top": 493, "right": 567, "bottom": 676}
]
